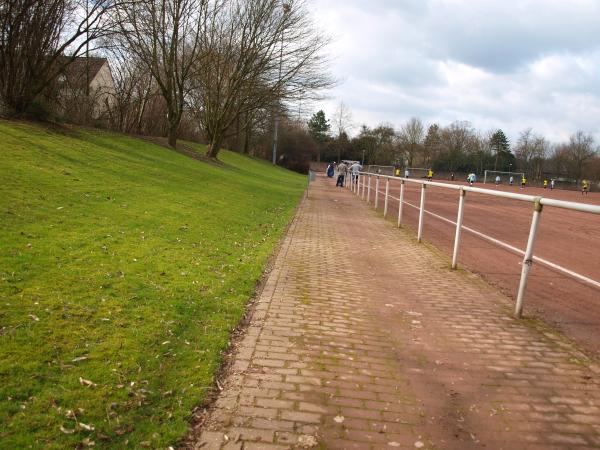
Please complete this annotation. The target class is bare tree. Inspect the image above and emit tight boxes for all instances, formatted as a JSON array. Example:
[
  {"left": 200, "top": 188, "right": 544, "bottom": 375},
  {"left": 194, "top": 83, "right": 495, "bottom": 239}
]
[
  {"left": 331, "top": 101, "right": 353, "bottom": 162},
  {"left": 0, "top": 0, "right": 116, "bottom": 116},
  {"left": 398, "top": 117, "right": 424, "bottom": 167},
  {"left": 105, "top": 48, "right": 158, "bottom": 134},
  {"left": 565, "top": 131, "right": 596, "bottom": 183},
  {"left": 515, "top": 128, "right": 548, "bottom": 179},
  {"left": 191, "top": 0, "right": 333, "bottom": 159},
  {"left": 332, "top": 101, "right": 353, "bottom": 137},
  {"left": 113, "top": 0, "right": 210, "bottom": 148}
]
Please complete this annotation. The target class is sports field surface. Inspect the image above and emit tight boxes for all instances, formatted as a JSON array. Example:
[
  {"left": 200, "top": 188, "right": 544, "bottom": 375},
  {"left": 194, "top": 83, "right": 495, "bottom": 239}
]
[{"left": 366, "top": 178, "right": 600, "bottom": 356}]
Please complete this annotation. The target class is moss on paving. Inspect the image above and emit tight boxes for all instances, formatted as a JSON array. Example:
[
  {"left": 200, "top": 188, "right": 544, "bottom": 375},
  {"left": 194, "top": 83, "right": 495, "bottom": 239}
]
[{"left": 0, "top": 121, "right": 305, "bottom": 448}]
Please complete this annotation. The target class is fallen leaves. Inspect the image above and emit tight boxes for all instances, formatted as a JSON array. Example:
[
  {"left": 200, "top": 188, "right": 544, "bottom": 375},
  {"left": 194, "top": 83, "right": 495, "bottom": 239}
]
[
  {"left": 78, "top": 422, "right": 95, "bottom": 432},
  {"left": 60, "top": 425, "right": 76, "bottom": 434},
  {"left": 79, "top": 377, "right": 97, "bottom": 388}
]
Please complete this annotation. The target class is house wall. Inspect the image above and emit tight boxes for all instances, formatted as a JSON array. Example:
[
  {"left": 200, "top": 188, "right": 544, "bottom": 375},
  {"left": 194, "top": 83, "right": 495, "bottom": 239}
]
[{"left": 90, "top": 62, "right": 116, "bottom": 118}]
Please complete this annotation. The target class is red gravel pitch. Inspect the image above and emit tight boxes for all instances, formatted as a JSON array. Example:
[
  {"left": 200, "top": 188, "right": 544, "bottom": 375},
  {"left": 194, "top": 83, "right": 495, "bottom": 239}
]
[{"left": 366, "top": 178, "right": 600, "bottom": 357}]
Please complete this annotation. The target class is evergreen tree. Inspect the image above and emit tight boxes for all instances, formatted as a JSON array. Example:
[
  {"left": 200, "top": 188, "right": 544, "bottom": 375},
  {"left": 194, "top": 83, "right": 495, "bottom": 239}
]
[
  {"left": 307, "top": 110, "right": 330, "bottom": 162},
  {"left": 490, "top": 129, "right": 510, "bottom": 170},
  {"left": 423, "top": 124, "right": 442, "bottom": 166}
]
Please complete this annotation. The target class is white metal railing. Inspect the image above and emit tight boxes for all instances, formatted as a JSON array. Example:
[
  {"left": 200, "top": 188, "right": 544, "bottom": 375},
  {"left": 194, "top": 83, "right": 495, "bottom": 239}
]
[{"left": 354, "top": 172, "right": 600, "bottom": 318}]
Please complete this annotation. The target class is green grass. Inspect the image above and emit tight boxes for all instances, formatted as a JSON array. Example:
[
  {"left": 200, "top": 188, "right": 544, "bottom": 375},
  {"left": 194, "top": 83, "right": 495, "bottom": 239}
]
[{"left": 0, "top": 121, "right": 305, "bottom": 449}]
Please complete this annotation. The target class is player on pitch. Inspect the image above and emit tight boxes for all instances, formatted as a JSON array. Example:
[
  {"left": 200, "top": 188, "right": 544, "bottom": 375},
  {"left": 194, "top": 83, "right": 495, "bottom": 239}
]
[
  {"left": 543, "top": 179, "right": 548, "bottom": 189},
  {"left": 521, "top": 176, "right": 527, "bottom": 189},
  {"left": 427, "top": 169, "right": 433, "bottom": 181},
  {"left": 582, "top": 180, "right": 589, "bottom": 195}
]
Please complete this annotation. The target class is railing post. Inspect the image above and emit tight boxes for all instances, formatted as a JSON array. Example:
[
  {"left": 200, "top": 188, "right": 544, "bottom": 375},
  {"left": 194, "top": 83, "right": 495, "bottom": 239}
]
[
  {"left": 383, "top": 178, "right": 390, "bottom": 218},
  {"left": 452, "top": 188, "right": 466, "bottom": 269},
  {"left": 361, "top": 174, "right": 365, "bottom": 199},
  {"left": 417, "top": 183, "right": 427, "bottom": 242},
  {"left": 356, "top": 174, "right": 360, "bottom": 195},
  {"left": 367, "top": 175, "right": 372, "bottom": 204},
  {"left": 374, "top": 176, "right": 380, "bottom": 209},
  {"left": 397, "top": 180, "right": 405, "bottom": 227},
  {"left": 515, "top": 198, "right": 543, "bottom": 318}
]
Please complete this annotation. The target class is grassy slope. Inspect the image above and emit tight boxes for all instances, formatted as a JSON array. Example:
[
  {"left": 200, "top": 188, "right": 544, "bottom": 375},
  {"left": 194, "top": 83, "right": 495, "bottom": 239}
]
[{"left": 0, "top": 121, "right": 305, "bottom": 449}]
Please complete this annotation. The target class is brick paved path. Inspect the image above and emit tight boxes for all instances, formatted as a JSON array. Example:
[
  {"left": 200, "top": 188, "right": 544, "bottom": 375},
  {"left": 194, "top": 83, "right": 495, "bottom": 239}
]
[{"left": 193, "top": 175, "right": 600, "bottom": 450}]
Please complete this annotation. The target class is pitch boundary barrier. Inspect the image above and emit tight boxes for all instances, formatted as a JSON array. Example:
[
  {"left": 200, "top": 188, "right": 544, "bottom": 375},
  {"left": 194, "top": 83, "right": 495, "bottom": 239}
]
[{"left": 349, "top": 172, "right": 600, "bottom": 317}]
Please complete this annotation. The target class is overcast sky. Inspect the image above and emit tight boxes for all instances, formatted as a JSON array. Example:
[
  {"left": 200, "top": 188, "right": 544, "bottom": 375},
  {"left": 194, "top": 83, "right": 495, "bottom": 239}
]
[{"left": 309, "top": 0, "right": 600, "bottom": 144}]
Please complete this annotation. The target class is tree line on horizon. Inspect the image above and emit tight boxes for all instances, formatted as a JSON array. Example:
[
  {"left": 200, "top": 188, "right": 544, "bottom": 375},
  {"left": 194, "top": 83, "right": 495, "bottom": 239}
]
[
  {"left": 306, "top": 109, "right": 600, "bottom": 185},
  {"left": 0, "top": 0, "right": 333, "bottom": 162}
]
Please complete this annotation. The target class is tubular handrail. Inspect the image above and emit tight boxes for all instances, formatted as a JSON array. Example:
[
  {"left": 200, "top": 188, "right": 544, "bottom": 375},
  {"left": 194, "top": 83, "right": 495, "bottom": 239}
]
[
  {"left": 358, "top": 172, "right": 600, "bottom": 215},
  {"left": 355, "top": 171, "right": 600, "bottom": 318}
]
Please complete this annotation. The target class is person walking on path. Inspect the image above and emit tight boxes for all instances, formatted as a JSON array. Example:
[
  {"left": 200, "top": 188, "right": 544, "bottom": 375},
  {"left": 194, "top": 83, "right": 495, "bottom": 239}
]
[
  {"left": 326, "top": 162, "right": 335, "bottom": 178},
  {"left": 335, "top": 161, "right": 348, "bottom": 187},
  {"left": 349, "top": 161, "right": 362, "bottom": 186}
]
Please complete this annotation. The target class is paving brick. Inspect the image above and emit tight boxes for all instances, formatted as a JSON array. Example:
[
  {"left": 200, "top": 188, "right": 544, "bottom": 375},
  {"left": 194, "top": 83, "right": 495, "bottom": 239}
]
[
  {"left": 227, "top": 427, "right": 274, "bottom": 443},
  {"left": 280, "top": 410, "right": 322, "bottom": 424}
]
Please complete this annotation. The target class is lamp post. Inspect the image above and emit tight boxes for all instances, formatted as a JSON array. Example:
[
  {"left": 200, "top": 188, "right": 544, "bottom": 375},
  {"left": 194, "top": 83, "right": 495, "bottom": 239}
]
[{"left": 272, "top": 2, "right": 291, "bottom": 165}]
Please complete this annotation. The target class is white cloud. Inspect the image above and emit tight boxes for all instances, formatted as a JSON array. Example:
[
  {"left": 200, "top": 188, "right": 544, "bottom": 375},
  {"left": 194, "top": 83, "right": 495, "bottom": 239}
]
[{"left": 309, "top": 0, "right": 600, "bottom": 144}]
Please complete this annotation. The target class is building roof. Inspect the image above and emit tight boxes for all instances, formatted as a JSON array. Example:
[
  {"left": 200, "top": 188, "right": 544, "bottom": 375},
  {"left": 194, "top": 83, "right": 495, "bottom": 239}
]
[{"left": 57, "top": 56, "right": 108, "bottom": 88}]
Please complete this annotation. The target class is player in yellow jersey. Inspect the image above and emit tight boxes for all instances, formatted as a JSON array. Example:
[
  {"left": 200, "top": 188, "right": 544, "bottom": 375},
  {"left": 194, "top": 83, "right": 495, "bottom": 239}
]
[
  {"left": 521, "top": 176, "right": 527, "bottom": 189},
  {"left": 427, "top": 169, "right": 433, "bottom": 181},
  {"left": 582, "top": 180, "right": 589, "bottom": 195},
  {"left": 543, "top": 179, "right": 548, "bottom": 189}
]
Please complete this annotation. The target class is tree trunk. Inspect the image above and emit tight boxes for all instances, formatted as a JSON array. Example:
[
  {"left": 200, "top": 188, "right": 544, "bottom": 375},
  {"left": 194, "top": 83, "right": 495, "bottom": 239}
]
[
  {"left": 243, "top": 123, "right": 251, "bottom": 154},
  {"left": 207, "top": 137, "right": 222, "bottom": 158},
  {"left": 167, "top": 116, "right": 179, "bottom": 148}
]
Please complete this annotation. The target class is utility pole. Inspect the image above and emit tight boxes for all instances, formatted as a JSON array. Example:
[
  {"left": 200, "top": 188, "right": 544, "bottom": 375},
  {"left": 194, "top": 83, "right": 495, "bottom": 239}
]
[
  {"left": 85, "top": 0, "right": 90, "bottom": 98},
  {"left": 272, "top": 2, "right": 290, "bottom": 165}
]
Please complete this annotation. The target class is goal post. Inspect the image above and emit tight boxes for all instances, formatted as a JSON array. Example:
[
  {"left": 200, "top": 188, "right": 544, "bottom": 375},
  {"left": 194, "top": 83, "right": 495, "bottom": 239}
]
[
  {"left": 366, "top": 165, "right": 395, "bottom": 175},
  {"left": 403, "top": 167, "right": 431, "bottom": 179},
  {"left": 484, "top": 170, "right": 525, "bottom": 184}
]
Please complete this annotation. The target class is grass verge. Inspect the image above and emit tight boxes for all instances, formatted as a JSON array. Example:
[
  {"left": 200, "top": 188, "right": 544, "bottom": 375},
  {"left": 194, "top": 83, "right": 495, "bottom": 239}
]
[{"left": 0, "top": 121, "right": 305, "bottom": 448}]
